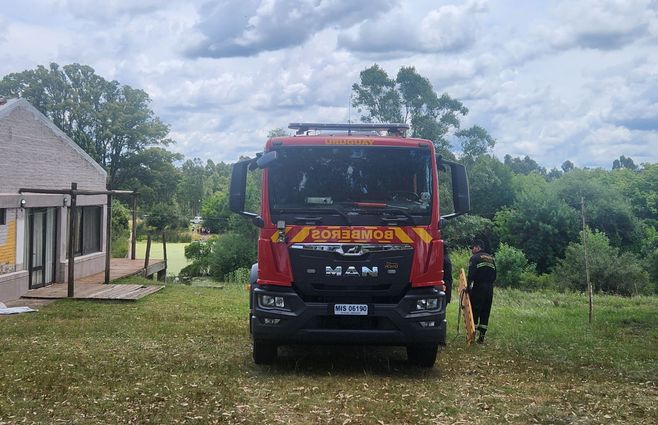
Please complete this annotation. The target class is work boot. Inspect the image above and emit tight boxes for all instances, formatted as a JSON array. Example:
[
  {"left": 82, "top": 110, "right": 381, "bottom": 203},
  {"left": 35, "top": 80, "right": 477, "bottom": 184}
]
[{"left": 476, "top": 332, "right": 485, "bottom": 344}]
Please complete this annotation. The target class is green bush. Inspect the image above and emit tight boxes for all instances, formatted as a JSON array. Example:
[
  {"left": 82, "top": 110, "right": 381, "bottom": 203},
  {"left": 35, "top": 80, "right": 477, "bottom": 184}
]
[
  {"left": 111, "top": 199, "right": 131, "bottom": 258},
  {"left": 162, "top": 230, "right": 192, "bottom": 243},
  {"left": 519, "top": 271, "right": 556, "bottom": 291},
  {"left": 179, "top": 239, "right": 214, "bottom": 277},
  {"left": 224, "top": 267, "right": 251, "bottom": 285},
  {"left": 442, "top": 215, "right": 497, "bottom": 250},
  {"left": 208, "top": 233, "right": 256, "bottom": 280},
  {"left": 448, "top": 248, "right": 471, "bottom": 283},
  {"left": 495, "top": 243, "right": 535, "bottom": 288},
  {"left": 646, "top": 248, "right": 658, "bottom": 293},
  {"left": 553, "top": 229, "right": 652, "bottom": 296}
]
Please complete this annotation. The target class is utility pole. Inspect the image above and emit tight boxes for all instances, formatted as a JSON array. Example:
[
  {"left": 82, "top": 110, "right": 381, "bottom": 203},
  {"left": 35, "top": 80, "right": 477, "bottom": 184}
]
[{"left": 581, "top": 197, "right": 593, "bottom": 323}]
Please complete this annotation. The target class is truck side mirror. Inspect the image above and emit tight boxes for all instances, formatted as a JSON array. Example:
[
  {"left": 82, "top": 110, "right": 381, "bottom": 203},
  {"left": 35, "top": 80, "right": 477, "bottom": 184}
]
[
  {"left": 437, "top": 157, "right": 471, "bottom": 220},
  {"left": 450, "top": 162, "right": 470, "bottom": 214},
  {"left": 229, "top": 159, "right": 257, "bottom": 219}
]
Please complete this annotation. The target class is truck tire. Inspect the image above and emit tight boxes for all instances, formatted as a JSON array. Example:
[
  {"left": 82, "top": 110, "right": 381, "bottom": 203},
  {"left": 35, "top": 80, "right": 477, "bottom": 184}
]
[
  {"left": 407, "top": 343, "right": 438, "bottom": 368},
  {"left": 253, "top": 340, "right": 277, "bottom": 365}
]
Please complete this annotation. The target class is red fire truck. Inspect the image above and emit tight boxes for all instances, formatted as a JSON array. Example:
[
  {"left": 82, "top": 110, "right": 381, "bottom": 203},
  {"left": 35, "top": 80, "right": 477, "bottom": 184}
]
[{"left": 229, "top": 123, "right": 470, "bottom": 367}]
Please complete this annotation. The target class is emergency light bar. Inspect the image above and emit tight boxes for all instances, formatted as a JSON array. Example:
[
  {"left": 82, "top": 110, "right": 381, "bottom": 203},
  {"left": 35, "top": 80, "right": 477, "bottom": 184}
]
[{"left": 288, "top": 122, "right": 409, "bottom": 136}]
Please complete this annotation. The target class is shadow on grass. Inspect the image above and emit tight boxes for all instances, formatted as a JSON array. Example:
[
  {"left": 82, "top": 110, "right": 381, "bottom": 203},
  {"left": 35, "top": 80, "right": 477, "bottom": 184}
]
[{"left": 250, "top": 344, "right": 443, "bottom": 378}]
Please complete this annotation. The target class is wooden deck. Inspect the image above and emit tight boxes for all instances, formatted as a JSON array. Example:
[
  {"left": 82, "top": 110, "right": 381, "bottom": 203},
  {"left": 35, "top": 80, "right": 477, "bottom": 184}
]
[
  {"left": 22, "top": 258, "right": 166, "bottom": 301},
  {"left": 77, "top": 258, "right": 166, "bottom": 284},
  {"left": 22, "top": 283, "right": 163, "bottom": 300}
]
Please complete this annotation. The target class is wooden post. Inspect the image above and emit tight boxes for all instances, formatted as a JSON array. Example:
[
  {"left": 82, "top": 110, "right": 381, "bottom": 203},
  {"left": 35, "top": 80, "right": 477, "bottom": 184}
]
[
  {"left": 581, "top": 197, "right": 593, "bottom": 323},
  {"left": 144, "top": 234, "right": 151, "bottom": 275},
  {"left": 162, "top": 230, "right": 167, "bottom": 270},
  {"left": 131, "top": 195, "right": 137, "bottom": 260},
  {"left": 67, "top": 183, "right": 78, "bottom": 298},
  {"left": 104, "top": 194, "right": 112, "bottom": 284},
  {"left": 157, "top": 232, "right": 167, "bottom": 283}
]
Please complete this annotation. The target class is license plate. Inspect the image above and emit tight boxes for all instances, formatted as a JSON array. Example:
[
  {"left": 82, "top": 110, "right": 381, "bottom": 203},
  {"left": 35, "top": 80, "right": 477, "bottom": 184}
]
[{"left": 334, "top": 304, "right": 368, "bottom": 316}]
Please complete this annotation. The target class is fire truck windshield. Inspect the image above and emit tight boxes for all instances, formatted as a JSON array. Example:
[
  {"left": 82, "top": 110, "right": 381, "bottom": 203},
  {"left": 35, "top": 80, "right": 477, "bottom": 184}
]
[{"left": 268, "top": 146, "right": 433, "bottom": 225}]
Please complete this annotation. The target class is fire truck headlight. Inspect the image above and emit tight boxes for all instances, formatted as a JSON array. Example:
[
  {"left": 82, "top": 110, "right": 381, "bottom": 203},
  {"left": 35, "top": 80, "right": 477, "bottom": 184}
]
[
  {"left": 415, "top": 298, "right": 439, "bottom": 311},
  {"left": 260, "top": 295, "right": 275, "bottom": 307},
  {"left": 416, "top": 299, "right": 427, "bottom": 310},
  {"left": 259, "top": 295, "right": 286, "bottom": 309}
]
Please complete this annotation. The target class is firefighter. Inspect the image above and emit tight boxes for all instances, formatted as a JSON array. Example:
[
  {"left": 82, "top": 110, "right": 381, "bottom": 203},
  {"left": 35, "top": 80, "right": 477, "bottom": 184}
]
[{"left": 467, "top": 239, "right": 497, "bottom": 344}]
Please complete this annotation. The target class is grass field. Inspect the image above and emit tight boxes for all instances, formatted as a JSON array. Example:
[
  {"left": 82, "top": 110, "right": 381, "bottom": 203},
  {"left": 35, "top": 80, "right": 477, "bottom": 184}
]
[
  {"left": 1, "top": 280, "right": 656, "bottom": 424},
  {"left": 135, "top": 241, "right": 190, "bottom": 276}
]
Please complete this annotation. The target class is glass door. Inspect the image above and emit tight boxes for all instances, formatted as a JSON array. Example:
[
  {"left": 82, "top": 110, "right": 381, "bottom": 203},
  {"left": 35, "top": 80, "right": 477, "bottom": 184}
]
[{"left": 28, "top": 208, "right": 57, "bottom": 289}]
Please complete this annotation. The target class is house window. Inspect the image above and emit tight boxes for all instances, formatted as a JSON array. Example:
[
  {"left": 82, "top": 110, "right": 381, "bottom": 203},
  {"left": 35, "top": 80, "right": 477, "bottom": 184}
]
[
  {"left": 0, "top": 209, "right": 5, "bottom": 225},
  {"left": 69, "top": 206, "right": 102, "bottom": 256}
]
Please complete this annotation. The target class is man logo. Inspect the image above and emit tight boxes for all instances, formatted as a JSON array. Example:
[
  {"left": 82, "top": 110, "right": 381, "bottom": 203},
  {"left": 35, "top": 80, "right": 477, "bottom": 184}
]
[{"left": 325, "top": 266, "right": 378, "bottom": 277}]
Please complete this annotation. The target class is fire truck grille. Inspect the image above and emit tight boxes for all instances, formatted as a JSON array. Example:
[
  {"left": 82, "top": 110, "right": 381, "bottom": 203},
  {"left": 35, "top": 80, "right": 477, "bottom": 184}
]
[{"left": 289, "top": 243, "right": 413, "bottom": 303}]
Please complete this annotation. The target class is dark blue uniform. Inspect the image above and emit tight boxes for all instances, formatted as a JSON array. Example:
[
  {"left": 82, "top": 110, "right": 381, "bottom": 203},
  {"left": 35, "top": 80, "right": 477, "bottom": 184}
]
[{"left": 467, "top": 251, "right": 496, "bottom": 341}]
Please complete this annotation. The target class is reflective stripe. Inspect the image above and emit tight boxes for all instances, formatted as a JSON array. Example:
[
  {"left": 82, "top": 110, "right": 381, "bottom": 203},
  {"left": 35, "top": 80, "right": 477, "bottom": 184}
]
[
  {"left": 412, "top": 227, "right": 432, "bottom": 243},
  {"left": 476, "top": 262, "right": 496, "bottom": 269}
]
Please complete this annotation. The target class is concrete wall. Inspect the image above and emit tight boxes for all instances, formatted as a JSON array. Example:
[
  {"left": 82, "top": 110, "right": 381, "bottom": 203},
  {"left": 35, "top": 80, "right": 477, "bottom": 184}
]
[
  {"left": 0, "top": 101, "right": 107, "bottom": 193},
  {"left": 0, "top": 270, "right": 29, "bottom": 302}
]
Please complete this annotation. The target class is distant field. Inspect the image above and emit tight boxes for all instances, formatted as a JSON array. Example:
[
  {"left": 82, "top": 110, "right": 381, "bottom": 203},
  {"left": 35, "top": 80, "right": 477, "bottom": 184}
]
[
  {"left": 135, "top": 241, "right": 189, "bottom": 276},
  {"left": 1, "top": 282, "right": 655, "bottom": 424}
]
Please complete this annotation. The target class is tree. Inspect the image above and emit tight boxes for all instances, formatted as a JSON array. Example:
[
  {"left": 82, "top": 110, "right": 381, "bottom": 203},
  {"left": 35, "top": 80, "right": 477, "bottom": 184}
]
[
  {"left": 466, "top": 155, "right": 515, "bottom": 218},
  {"left": 268, "top": 128, "right": 288, "bottom": 137},
  {"left": 177, "top": 158, "right": 207, "bottom": 217},
  {"left": 494, "top": 174, "right": 580, "bottom": 272},
  {"left": 351, "top": 64, "right": 402, "bottom": 123},
  {"left": 554, "top": 169, "right": 641, "bottom": 249},
  {"left": 609, "top": 163, "right": 658, "bottom": 220},
  {"left": 201, "top": 191, "right": 230, "bottom": 234},
  {"left": 0, "top": 63, "right": 173, "bottom": 186},
  {"left": 546, "top": 167, "right": 563, "bottom": 181},
  {"left": 145, "top": 202, "right": 185, "bottom": 232},
  {"left": 352, "top": 64, "right": 475, "bottom": 156},
  {"left": 553, "top": 229, "right": 652, "bottom": 296},
  {"left": 612, "top": 155, "right": 637, "bottom": 170},
  {"left": 561, "top": 160, "right": 575, "bottom": 173},
  {"left": 458, "top": 125, "right": 496, "bottom": 160},
  {"left": 504, "top": 154, "right": 546, "bottom": 176},
  {"left": 114, "top": 147, "right": 183, "bottom": 211}
]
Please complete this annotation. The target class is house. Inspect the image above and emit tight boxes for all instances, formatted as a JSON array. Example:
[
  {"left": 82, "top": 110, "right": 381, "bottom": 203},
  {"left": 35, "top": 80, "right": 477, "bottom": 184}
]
[{"left": 0, "top": 98, "right": 109, "bottom": 301}]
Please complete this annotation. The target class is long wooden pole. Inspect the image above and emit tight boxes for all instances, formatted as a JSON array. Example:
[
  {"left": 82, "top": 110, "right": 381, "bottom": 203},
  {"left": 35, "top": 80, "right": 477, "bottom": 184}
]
[
  {"left": 144, "top": 235, "right": 151, "bottom": 273},
  {"left": 67, "top": 183, "right": 78, "bottom": 298},
  {"left": 104, "top": 194, "right": 112, "bottom": 284},
  {"left": 131, "top": 195, "right": 137, "bottom": 260},
  {"left": 162, "top": 230, "right": 168, "bottom": 272},
  {"left": 581, "top": 197, "right": 593, "bottom": 323}
]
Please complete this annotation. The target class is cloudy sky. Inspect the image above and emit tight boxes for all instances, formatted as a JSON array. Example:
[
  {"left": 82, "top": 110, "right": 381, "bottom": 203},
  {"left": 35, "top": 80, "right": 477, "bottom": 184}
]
[{"left": 1, "top": 0, "right": 657, "bottom": 169}]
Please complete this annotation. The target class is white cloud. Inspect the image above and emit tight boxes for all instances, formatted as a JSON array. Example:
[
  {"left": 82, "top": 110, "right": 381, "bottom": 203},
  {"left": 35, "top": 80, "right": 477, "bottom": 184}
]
[
  {"left": 548, "top": 0, "right": 656, "bottom": 50},
  {"left": 338, "top": 1, "right": 486, "bottom": 56},
  {"left": 0, "top": 0, "right": 656, "bottom": 168},
  {"left": 187, "top": 0, "right": 396, "bottom": 58}
]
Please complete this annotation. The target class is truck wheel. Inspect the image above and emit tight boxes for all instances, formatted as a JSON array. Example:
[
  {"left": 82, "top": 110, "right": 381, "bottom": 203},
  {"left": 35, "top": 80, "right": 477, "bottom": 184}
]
[
  {"left": 407, "top": 343, "right": 438, "bottom": 368},
  {"left": 253, "top": 340, "right": 277, "bottom": 365}
]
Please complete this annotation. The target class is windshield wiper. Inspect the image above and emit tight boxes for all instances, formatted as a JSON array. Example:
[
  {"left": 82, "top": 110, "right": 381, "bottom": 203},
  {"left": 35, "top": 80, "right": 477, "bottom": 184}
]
[
  {"left": 274, "top": 207, "right": 351, "bottom": 225},
  {"left": 378, "top": 207, "right": 416, "bottom": 226},
  {"left": 350, "top": 203, "right": 416, "bottom": 226}
]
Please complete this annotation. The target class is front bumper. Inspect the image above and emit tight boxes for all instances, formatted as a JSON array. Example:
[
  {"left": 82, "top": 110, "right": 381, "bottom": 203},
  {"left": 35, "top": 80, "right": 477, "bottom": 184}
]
[{"left": 250, "top": 285, "right": 446, "bottom": 346}]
